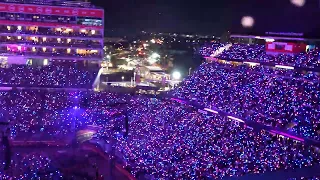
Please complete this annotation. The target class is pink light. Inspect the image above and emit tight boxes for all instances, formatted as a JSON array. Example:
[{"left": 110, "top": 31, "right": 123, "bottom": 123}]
[
  {"left": 204, "top": 108, "right": 218, "bottom": 114},
  {"left": 227, "top": 116, "right": 245, "bottom": 123},
  {"left": 270, "top": 130, "right": 304, "bottom": 142}
]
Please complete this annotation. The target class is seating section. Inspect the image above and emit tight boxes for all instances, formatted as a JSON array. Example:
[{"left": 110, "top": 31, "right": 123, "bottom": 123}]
[
  {"left": 201, "top": 43, "right": 320, "bottom": 68},
  {"left": 173, "top": 62, "right": 320, "bottom": 140},
  {"left": 0, "top": 65, "right": 98, "bottom": 88}
]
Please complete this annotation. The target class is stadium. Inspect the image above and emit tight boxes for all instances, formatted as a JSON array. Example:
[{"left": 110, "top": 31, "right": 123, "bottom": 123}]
[{"left": 0, "top": 0, "right": 319, "bottom": 180}]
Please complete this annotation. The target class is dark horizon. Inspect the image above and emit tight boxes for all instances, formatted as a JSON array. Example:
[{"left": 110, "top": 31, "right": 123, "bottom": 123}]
[{"left": 91, "top": 0, "right": 320, "bottom": 37}]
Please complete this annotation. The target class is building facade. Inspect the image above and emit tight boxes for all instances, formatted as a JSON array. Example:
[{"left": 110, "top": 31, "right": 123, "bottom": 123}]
[{"left": 0, "top": 0, "right": 104, "bottom": 65}]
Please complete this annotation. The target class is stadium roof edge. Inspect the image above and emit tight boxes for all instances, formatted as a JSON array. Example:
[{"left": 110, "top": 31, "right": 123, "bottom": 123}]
[{"left": 230, "top": 34, "right": 318, "bottom": 41}]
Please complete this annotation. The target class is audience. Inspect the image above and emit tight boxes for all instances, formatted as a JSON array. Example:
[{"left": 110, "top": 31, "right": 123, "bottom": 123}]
[
  {"left": 0, "top": 65, "right": 98, "bottom": 88},
  {"left": 202, "top": 43, "right": 320, "bottom": 68},
  {"left": 0, "top": 48, "right": 319, "bottom": 179},
  {"left": 173, "top": 62, "right": 320, "bottom": 140},
  {"left": 115, "top": 97, "right": 320, "bottom": 179}
]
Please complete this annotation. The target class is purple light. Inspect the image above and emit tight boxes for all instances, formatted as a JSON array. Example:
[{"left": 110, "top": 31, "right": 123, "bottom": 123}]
[
  {"left": 227, "top": 116, "right": 245, "bottom": 123},
  {"left": 270, "top": 130, "right": 304, "bottom": 142},
  {"left": 170, "top": 98, "right": 186, "bottom": 103},
  {"left": 204, "top": 108, "right": 218, "bottom": 114}
]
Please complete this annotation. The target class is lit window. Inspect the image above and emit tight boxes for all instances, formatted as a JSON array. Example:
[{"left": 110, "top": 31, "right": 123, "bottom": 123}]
[
  {"left": 32, "top": 47, "right": 36, "bottom": 52},
  {"left": 80, "top": 29, "right": 87, "bottom": 33},
  {"left": 67, "top": 48, "right": 71, "bottom": 53},
  {"left": 17, "top": 36, "right": 21, "bottom": 40},
  {"left": 42, "top": 37, "right": 46, "bottom": 42},
  {"left": 52, "top": 48, "right": 56, "bottom": 52},
  {"left": 56, "top": 28, "right": 62, "bottom": 32},
  {"left": 7, "top": 36, "right": 10, "bottom": 40},
  {"left": 6, "top": 26, "right": 10, "bottom": 31},
  {"left": 57, "top": 38, "right": 61, "bottom": 43},
  {"left": 43, "top": 59, "right": 48, "bottom": 66},
  {"left": 91, "top": 30, "right": 96, "bottom": 35},
  {"left": 42, "top": 47, "right": 46, "bottom": 52},
  {"left": 17, "top": 46, "right": 21, "bottom": 51},
  {"left": 17, "top": 26, "right": 22, "bottom": 31},
  {"left": 67, "top": 39, "right": 71, "bottom": 43}
]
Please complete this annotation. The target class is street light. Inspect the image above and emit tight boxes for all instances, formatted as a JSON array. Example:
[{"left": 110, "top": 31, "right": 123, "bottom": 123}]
[
  {"left": 172, "top": 71, "right": 181, "bottom": 80},
  {"left": 151, "top": 53, "right": 160, "bottom": 59}
]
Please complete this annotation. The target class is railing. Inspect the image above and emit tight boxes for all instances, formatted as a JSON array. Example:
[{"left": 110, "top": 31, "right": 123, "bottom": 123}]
[
  {"left": 0, "top": 41, "right": 102, "bottom": 48},
  {"left": 0, "top": 50, "right": 102, "bottom": 59}
]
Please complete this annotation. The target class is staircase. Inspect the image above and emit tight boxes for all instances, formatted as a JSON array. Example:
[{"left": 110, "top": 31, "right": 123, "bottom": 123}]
[
  {"left": 92, "top": 67, "right": 104, "bottom": 89},
  {"left": 211, "top": 43, "right": 232, "bottom": 58}
]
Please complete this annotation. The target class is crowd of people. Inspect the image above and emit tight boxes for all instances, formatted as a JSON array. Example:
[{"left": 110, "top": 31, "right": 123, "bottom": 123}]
[
  {"left": 0, "top": 146, "right": 109, "bottom": 179},
  {"left": 114, "top": 97, "right": 320, "bottom": 179},
  {"left": 0, "top": 65, "right": 98, "bottom": 88},
  {"left": 201, "top": 43, "right": 320, "bottom": 68},
  {"left": 0, "top": 55, "right": 318, "bottom": 179},
  {"left": 0, "top": 87, "right": 318, "bottom": 179},
  {"left": 199, "top": 43, "right": 226, "bottom": 57},
  {"left": 0, "top": 90, "right": 129, "bottom": 140},
  {"left": 0, "top": 90, "right": 129, "bottom": 178},
  {"left": 0, "top": 152, "right": 63, "bottom": 179},
  {"left": 173, "top": 62, "right": 320, "bottom": 140}
]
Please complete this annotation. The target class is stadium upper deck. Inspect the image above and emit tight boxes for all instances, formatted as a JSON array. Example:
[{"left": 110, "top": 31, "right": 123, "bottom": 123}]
[{"left": 0, "top": 0, "right": 104, "bottom": 65}]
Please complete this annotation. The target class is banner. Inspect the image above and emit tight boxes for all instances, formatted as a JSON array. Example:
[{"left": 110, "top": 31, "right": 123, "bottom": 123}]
[
  {"left": 0, "top": 3, "right": 104, "bottom": 18},
  {"left": 266, "top": 42, "right": 306, "bottom": 54}
]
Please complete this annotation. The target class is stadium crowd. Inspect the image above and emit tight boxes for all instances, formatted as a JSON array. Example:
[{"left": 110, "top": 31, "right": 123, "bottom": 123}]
[
  {"left": 0, "top": 90, "right": 128, "bottom": 179},
  {"left": 0, "top": 57, "right": 319, "bottom": 179},
  {"left": 0, "top": 65, "right": 98, "bottom": 88},
  {"left": 115, "top": 97, "right": 320, "bottom": 179},
  {"left": 201, "top": 43, "right": 320, "bottom": 68},
  {"left": 199, "top": 43, "right": 226, "bottom": 57},
  {"left": 173, "top": 62, "right": 320, "bottom": 140},
  {"left": 0, "top": 152, "right": 63, "bottom": 179},
  {"left": 0, "top": 88, "right": 319, "bottom": 179},
  {"left": 0, "top": 90, "right": 128, "bottom": 140}
]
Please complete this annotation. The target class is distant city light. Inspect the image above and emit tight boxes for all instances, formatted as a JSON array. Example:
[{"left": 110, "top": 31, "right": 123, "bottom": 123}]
[
  {"left": 150, "top": 39, "right": 156, "bottom": 43},
  {"left": 290, "top": 0, "right": 305, "bottom": 7},
  {"left": 151, "top": 53, "right": 160, "bottom": 59},
  {"left": 172, "top": 71, "right": 181, "bottom": 80},
  {"left": 241, "top": 16, "right": 254, "bottom": 28}
]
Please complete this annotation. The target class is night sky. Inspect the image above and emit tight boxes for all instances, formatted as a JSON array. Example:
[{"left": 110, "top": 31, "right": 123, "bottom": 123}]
[{"left": 91, "top": 0, "right": 320, "bottom": 36}]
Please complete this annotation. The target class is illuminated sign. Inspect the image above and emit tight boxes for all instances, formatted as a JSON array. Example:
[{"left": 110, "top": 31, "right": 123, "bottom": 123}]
[{"left": 0, "top": 3, "right": 104, "bottom": 18}]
